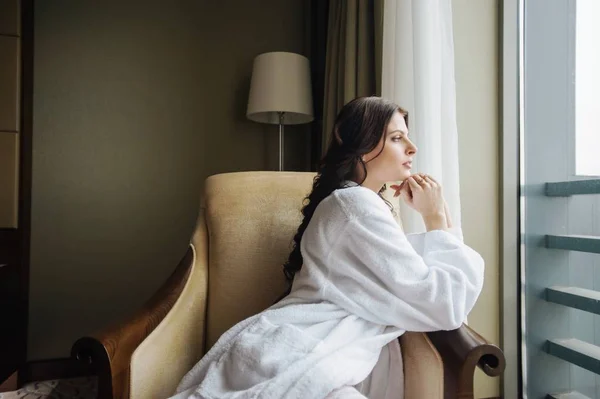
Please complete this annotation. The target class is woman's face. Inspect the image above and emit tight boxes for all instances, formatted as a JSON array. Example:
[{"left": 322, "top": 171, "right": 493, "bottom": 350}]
[{"left": 361, "top": 110, "right": 417, "bottom": 189}]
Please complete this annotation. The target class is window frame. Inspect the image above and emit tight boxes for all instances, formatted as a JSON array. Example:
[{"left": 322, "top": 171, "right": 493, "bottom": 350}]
[{"left": 501, "top": 0, "right": 523, "bottom": 397}]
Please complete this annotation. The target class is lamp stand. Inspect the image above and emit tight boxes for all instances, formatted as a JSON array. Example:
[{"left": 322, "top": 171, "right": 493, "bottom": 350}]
[{"left": 278, "top": 112, "right": 285, "bottom": 171}]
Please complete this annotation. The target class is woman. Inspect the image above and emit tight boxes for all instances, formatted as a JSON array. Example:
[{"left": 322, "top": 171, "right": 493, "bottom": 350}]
[{"left": 171, "top": 96, "right": 484, "bottom": 399}]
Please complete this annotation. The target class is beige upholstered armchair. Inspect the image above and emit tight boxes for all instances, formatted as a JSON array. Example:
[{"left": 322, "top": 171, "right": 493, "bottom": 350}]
[{"left": 71, "top": 172, "right": 505, "bottom": 399}]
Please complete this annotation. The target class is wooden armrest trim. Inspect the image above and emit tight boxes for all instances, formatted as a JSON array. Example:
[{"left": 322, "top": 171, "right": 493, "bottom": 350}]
[
  {"left": 427, "top": 324, "right": 506, "bottom": 399},
  {"left": 71, "top": 246, "right": 195, "bottom": 399},
  {"left": 427, "top": 324, "right": 505, "bottom": 377}
]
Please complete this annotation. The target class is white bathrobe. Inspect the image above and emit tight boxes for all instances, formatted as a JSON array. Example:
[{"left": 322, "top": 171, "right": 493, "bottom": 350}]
[{"left": 171, "top": 184, "right": 485, "bottom": 399}]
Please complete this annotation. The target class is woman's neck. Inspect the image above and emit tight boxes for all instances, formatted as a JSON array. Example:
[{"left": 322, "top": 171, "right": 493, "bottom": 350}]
[{"left": 347, "top": 178, "right": 384, "bottom": 194}]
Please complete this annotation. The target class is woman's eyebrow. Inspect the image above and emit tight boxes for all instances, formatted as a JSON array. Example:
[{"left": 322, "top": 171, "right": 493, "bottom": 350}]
[{"left": 388, "top": 129, "right": 409, "bottom": 136}]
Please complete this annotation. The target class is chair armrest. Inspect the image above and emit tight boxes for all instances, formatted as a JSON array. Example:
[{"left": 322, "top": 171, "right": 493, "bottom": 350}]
[
  {"left": 71, "top": 246, "right": 195, "bottom": 399},
  {"left": 427, "top": 324, "right": 506, "bottom": 399},
  {"left": 401, "top": 332, "right": 444, "bottom": 399}
]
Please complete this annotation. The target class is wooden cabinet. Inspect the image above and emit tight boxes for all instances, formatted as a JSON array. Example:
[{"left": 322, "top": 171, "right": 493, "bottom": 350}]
[
  {"left": 0, "top": 0, "right": 31, "bottom": 384},
  {"left": 0, "top": 229, "right": 22, "bottom": 380}
]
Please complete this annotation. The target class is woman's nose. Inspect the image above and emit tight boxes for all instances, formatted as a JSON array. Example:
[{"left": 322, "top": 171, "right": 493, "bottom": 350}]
[{"left": 407, "top": 142, "right": 417, "bottom": 155}]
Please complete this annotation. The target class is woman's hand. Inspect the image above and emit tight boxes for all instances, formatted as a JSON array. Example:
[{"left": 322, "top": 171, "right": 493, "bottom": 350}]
[
  {"left": 443, "top": 197, "right": 453, "bottom": 228},
  {"left": 392, "top": 174, "right": 448, "bottom": 231}
]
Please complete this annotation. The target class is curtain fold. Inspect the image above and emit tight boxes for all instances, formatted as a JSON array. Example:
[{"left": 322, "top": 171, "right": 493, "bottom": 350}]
[
  {"left": 307, "top": 0, "right": 329, "bottom": 169},
  {"left": 321, "top": 0, "right": 381, "bottom": 155},
  {"left": 381, "top": 0, "right": 462, "bottom": 233}
]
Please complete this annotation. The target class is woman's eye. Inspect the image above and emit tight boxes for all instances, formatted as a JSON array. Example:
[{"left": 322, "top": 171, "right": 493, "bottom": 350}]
[{"left": 392, "top": 136, "right": 402, "bottom": 142}]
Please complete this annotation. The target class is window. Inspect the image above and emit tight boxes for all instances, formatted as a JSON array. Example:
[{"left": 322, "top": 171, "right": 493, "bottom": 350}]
[
  {"left": 575, "top": 0, "right": 600, "bottom": 176},
  {"left": 504, "top": 0, "right": 600, "bottom": 398}
]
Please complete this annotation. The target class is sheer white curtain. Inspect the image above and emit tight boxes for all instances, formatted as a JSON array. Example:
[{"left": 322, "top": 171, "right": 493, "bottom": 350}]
[{"left": 381, "top": 0, "right": 461, "bottom": 233}]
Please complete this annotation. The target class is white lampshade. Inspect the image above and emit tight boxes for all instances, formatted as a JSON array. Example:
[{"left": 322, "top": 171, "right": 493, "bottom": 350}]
[{"left": 247, "top": 52, "right": 314, "bottom": 125}]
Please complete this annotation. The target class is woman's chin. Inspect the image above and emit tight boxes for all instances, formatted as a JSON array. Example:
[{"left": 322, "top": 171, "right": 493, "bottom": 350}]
[{"left": 397, "top": 171, "right": 412, "bottom": 181}]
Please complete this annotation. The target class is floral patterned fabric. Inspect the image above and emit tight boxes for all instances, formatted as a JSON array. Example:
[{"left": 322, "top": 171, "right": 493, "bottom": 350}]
[{"left": 0, "top": 377, "right": 96, "bottom": 399}]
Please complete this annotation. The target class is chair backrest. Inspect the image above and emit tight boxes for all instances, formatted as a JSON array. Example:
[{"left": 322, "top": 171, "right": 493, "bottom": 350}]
[{"left": 202, "top": 171, "right": 315, "bottom": 350}]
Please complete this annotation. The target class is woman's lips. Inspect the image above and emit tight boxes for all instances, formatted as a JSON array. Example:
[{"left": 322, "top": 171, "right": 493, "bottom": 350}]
[{"left": 403, "top": 162, "right": 412, "bottom": 169}]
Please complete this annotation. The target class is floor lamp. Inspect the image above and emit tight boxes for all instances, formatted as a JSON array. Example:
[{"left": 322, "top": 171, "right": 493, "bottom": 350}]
[{"left": 246, "top": 52, "right": 314, "bottom": 171}]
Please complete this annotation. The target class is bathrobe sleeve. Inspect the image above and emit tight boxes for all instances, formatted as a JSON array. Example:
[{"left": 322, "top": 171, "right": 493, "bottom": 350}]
[
  {"left": 323, "top": 208, "right": 484, "bottom": 332},
  {"left": 405, "top": 227, "right": 464, "bottom": 255}
]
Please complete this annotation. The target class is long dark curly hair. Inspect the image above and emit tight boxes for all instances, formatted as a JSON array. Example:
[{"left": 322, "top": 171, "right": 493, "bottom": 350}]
[{"left": 281, "top": 96, "right": 408, "bottom": 294}]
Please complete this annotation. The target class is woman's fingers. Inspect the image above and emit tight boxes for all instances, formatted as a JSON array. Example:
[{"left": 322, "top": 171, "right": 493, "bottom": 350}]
[
  {"left": 390, "top": 184, "right": 403, "bottom": 198},
  {"left": 406, "top": 176, "right": 422, "bottom": 191},
  {"left": 414, "top": 175, "right": 431, "bottom": 189},
  {"left": 394, "top": 175, "right": 442, "bottom": 212},
  {"left": 400, "top": 183, "right": 413, "bottom": 203},
  {"left": 413, "top": 173, "right": 441, "bottom": 190},
  {"left": 422, "top": 175, "right": 436, "bottom": 188},
  {"left": 403, "top": 174, "right": 446, "bottom": 217},
  {"left": 426, "top": 175, "right": 439, "bottom": 185}
]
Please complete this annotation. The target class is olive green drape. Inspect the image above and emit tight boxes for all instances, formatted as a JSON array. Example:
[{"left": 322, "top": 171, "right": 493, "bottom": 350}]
[{"left": 321, "top": 0, "right": 383, "bottom": 155}]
